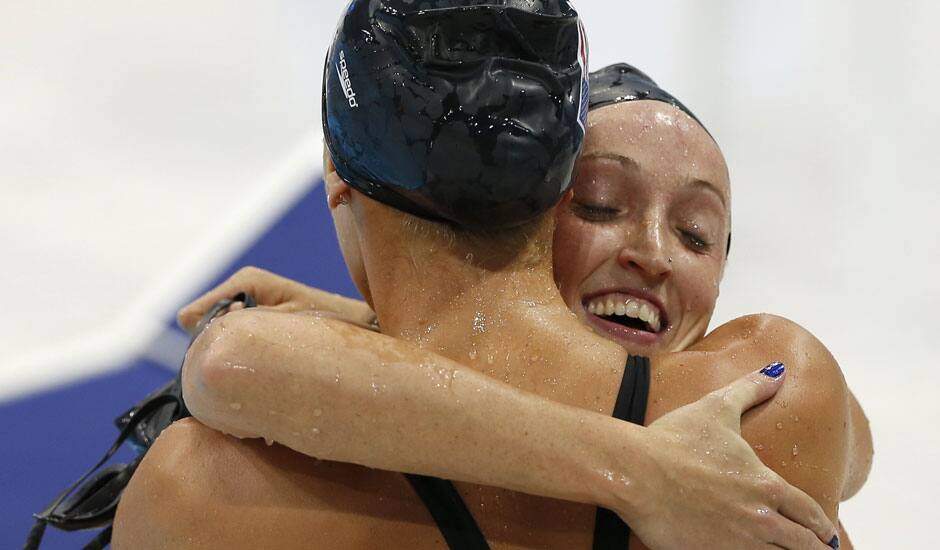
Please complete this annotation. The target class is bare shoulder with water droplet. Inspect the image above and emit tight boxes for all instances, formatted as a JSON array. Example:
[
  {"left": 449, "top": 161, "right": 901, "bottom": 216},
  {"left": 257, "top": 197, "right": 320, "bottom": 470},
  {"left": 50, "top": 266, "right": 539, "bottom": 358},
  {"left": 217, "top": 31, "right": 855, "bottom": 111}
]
[{"left": 645, "top": 314, "right": 854, "bottom": 523}]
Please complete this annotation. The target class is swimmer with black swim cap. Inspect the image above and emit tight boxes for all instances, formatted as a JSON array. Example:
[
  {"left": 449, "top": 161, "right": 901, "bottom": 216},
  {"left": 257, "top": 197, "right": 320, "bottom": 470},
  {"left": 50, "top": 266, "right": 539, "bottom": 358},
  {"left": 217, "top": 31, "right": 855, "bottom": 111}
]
[{"left": 113, "top": 1, "right": 606, "bottom": 547}]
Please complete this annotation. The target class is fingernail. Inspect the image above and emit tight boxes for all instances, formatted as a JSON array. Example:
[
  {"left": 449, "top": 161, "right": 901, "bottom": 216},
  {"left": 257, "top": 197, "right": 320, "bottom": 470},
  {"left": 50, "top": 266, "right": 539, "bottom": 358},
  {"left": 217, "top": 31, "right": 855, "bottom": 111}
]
[
  {"left": 828, "top": 534, "right": 840, "bottom": 549},
  {"left": 759, "top": 362, "right": 785, "bottom": 379}
]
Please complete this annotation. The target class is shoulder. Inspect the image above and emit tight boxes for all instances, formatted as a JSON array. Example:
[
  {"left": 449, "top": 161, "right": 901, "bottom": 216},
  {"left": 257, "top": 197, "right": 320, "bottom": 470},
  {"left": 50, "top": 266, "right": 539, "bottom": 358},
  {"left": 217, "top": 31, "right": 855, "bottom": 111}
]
[
  {"left": 112, "top": 418, "right": 225, "bottom": 548},
  {"left": 694, "top": 314, "right": 845, "bottom": 390},
  {"left": 708, "top": 315, "right": 850, "bottom": 514},
  {"left": 113, "top": 418, "right": 317, "bottom": 548},
  {"left": 651, "top": 314, "right": 851, "bottom": 517}
]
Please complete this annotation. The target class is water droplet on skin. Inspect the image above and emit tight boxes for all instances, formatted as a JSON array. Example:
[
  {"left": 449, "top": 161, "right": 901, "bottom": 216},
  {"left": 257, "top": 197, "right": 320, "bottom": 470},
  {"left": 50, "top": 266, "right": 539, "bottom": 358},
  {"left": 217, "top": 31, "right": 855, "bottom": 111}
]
[
  {"left": 469, "top": 349, "right": 478, "bottom": 360},
  {"left": 264, "top": 438, "right": 275, "bottom": 447},
  {"left": 311, "top": 428, "right": 320, "bottom": 436},
  {"left": 472, "top": 311, "right": 486, "bottom": 334},
  {"left": 230, "top": 364, "right": 256, "bottom": 373},
  {"left": 229, "top": 403, "right": 242, "bottom": 411},
  {"left": 791, "top": 445, "right": 799, "bottom": 457},
  {"left": 776, "top": 422, "right": 784, "bottom": 430},
  {"left": 753, "top": 443, "right": 764, "bottom": 451}
]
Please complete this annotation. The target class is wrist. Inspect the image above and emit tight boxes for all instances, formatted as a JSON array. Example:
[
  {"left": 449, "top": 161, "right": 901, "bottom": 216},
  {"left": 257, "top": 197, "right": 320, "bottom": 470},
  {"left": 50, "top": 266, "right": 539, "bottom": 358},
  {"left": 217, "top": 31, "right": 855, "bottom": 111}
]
[{"left": 572, "top": 414, "right": 655, "bottom": 522}]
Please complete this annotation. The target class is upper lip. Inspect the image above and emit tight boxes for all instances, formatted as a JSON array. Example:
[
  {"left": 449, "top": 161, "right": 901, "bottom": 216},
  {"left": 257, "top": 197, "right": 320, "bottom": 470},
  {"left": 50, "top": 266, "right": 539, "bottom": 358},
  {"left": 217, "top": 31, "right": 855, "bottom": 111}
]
[{"left": 581, "top": 287, "right": 669, "bottom": 330}]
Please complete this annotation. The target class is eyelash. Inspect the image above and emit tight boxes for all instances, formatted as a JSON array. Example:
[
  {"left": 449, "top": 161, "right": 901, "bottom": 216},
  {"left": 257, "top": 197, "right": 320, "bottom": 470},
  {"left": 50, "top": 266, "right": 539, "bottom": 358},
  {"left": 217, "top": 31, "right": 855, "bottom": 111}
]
[
  {"left": 680, "top": 229, "right": 712, "bottom": 252},
  {"left": 574, "top": 203, "right": 715, "bottom": 252},
  {"left": 572, "top": 203, "right": 619, "bottom": 222}
]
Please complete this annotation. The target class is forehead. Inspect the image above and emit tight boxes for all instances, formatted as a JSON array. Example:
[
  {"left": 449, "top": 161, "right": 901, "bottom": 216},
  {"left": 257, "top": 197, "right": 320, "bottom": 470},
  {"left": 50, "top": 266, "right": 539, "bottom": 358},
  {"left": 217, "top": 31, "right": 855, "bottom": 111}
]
[{"left": 582, "top": 101, "right": 730, "bottom": 199}]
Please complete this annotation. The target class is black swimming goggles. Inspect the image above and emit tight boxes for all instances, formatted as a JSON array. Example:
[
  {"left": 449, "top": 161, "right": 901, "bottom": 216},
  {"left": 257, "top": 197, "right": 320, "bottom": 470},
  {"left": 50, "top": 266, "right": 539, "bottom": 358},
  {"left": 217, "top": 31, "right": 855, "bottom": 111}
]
[{"left": 24, "top": 293, "right": 256, "bottom": 550}]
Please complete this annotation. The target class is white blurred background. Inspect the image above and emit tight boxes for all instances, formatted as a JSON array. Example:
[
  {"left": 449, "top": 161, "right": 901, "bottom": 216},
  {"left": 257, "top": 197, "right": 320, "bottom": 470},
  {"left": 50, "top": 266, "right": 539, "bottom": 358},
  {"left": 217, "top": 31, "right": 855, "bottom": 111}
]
[{"left": 2, "top": 1, "right": 937, "bottom": 546}]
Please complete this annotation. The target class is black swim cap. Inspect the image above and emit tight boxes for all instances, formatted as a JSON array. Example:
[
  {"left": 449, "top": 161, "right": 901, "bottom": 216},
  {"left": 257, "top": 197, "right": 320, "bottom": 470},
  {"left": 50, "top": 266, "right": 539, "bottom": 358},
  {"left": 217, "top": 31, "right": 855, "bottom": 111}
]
[
  {"left": 588, "top": 63, "right": 710, "bottom": 137},
  {"left": 323, "top": 0, "right": 589, "bottom": 230}
]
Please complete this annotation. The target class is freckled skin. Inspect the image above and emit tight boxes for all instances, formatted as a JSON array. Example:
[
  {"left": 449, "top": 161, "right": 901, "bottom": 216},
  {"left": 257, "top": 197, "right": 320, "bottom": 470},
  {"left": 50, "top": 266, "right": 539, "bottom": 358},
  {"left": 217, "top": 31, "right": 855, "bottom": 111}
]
[{"left": 554, "top": 101, "right": 731, "bottom": 355}]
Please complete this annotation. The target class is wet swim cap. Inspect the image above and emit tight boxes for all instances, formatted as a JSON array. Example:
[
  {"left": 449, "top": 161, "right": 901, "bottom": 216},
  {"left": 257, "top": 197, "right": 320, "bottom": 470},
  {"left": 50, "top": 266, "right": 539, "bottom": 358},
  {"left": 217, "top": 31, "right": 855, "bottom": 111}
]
[
  {"left": 588, "top": 63, "right": 710, "bottom": 137},
  {"left": 323, "top": 0, "right": 589, "bottom": 230}
]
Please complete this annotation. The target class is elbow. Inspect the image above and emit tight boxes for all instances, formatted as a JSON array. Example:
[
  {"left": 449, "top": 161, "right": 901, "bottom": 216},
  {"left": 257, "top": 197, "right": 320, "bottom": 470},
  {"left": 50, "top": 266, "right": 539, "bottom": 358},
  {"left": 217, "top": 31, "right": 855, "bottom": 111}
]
[{"left": 181, "top": 309, "right": 260, "bottom": 428}]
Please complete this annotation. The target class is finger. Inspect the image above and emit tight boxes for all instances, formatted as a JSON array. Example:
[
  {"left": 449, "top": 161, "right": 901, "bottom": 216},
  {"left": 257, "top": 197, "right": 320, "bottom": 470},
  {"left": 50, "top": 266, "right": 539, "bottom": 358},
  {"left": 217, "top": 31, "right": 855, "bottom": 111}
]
[
  {"left": 707, "top": 362, "right": 787, "bottom": 423},
  {"left": 769, "top": 516, "right": 834, "bottom": 550},
  {"left": 177, "top": 267, "right": 279, "bottom": 332},
  {"left": 777, "top": 484, "right": 840, "bottom": 548}
]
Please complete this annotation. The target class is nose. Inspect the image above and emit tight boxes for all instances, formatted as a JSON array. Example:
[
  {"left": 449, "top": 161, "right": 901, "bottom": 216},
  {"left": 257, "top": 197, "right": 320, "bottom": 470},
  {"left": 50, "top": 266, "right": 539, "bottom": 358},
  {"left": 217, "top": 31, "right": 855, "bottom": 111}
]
[{"left": 617, "top": 218, "right": 672, "bottom": 280}]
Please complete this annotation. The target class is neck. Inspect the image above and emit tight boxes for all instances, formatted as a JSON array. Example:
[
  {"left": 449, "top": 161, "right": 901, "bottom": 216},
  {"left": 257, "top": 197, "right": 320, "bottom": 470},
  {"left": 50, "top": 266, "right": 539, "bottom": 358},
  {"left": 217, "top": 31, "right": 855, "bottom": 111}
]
[
  {"left": 372, "top": 244, "right": 568, "bottom": 350},
  {"left": 356, "top": 213, "right": 580, "bottom": 362},
  {"left": 351, "top": 204, "right": 625, "bottom": 384}
]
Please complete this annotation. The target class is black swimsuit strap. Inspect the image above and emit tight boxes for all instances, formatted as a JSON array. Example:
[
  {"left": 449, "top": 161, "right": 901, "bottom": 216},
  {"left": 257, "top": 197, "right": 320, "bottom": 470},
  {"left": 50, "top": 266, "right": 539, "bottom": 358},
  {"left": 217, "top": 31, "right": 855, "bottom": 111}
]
[
  {"left": 408, "top": 355, "right": 651, "bottom": 550},
  {"left": 592, "top": 355, "right": 650, "bottom": 550},
  {"left": 405, "top": 474, "right": 490, "bottom": 550}
]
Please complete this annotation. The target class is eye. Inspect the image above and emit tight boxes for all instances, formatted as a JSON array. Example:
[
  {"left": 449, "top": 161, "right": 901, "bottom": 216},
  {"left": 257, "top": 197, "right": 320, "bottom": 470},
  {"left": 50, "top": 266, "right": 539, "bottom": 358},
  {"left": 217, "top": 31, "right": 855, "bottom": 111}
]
[
  {"left": 680, "top": 229, "right": 712, "bottom": 252},
  {"left": 571, "top": 203, "right": 619, "bottom": 222}
]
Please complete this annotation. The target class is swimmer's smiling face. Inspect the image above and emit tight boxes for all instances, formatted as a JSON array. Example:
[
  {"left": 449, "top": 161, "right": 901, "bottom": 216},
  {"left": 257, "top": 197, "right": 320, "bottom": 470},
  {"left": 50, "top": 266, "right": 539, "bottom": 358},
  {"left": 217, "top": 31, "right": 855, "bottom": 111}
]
[{"left": 553, "top": 100, "right": 731, "bottom": 354}]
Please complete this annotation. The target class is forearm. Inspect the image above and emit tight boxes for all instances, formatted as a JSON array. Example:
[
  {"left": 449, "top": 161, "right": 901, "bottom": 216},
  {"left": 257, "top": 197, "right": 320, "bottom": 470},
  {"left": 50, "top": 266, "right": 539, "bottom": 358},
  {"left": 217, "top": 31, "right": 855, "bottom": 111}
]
[
  {"left": 177, "top": 267, "right": 377, "bottom": 332},
  {"left": 183, "top": 308, "right": 643, "bottom": 511}
]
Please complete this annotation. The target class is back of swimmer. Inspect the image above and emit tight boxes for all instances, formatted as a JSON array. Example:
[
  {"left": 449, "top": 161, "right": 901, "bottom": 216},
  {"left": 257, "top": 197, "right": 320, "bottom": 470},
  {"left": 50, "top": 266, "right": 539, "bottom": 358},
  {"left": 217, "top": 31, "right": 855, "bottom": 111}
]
[{"left": 114, "top": 1, "right": 606, "bottom": 548}]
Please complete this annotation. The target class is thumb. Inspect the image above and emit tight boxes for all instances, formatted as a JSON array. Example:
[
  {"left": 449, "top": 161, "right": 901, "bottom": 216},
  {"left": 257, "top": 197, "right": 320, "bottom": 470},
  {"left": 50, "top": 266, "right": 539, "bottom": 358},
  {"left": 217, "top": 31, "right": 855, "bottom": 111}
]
[{"left": 708, "top": 362, "right": 786, "bottom": 426}]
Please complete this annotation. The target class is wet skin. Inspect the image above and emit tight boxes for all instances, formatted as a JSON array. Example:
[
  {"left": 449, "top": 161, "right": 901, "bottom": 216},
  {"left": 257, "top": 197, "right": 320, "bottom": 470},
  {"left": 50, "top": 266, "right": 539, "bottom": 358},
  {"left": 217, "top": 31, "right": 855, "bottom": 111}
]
[
  {"left": 555, "top": 101, "right": 731, "bottom": 355},
  {"left": 114, "top": 102, "right": 866, "bottom": 549}
]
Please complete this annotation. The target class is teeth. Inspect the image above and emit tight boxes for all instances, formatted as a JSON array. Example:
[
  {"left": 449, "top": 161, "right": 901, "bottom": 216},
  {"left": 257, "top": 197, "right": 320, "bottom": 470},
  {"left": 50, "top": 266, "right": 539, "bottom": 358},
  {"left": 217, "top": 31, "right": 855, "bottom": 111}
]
[
  {"left": 625, "top": 301, "right": 640, "bottom": 317},
  {"left": 650, "top": 316, "right": 661, "bottom": 332},
  {"left": 585, "top": 295, "right": 663, "bottom": 333},
  {"left": 639, "top": 304, "right": 651, "bottom": 323}
]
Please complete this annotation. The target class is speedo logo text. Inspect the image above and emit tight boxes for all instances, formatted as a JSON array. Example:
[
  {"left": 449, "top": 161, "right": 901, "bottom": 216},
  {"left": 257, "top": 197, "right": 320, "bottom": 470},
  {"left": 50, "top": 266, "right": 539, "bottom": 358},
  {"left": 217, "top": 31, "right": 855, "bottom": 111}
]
[{"left": 336, "top": 50, "right": 359, "bottom": 108}]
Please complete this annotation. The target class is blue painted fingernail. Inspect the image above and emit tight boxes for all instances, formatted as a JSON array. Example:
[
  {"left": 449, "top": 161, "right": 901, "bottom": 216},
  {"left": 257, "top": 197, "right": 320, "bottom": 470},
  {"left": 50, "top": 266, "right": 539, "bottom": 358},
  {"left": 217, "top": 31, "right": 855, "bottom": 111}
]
[
  {"left": 759, "top": 362, "right": 785, "bottom": 379},
  {"left": 828, "top": 534, "right": 840, "bottom": 549}
]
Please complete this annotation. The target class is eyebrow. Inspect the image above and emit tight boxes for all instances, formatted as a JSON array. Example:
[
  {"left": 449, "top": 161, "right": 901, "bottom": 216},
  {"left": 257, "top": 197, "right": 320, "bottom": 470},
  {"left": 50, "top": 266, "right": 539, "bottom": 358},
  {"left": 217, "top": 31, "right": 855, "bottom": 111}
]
[
  {"left": 583, "top": 152, "right": 729, "bottom": 209},
  {"left": 582, "top": 152, "right": 640, "bottom": 170},
  {"left": 689, "top": 178, "right": 728, "bottom": 209}
]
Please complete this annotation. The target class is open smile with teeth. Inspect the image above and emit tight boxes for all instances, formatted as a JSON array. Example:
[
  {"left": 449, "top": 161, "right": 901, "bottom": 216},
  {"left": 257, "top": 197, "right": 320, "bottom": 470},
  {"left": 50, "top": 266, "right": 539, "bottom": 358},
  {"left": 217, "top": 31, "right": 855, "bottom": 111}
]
[{"left": 585, "top": 294, "right": 663, "bottom": 333}]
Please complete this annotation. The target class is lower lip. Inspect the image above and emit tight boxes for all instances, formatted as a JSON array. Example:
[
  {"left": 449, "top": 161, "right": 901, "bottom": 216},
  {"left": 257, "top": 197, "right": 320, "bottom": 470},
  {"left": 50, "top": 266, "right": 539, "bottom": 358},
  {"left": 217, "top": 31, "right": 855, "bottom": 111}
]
[{"left": 584, "top": 311, "right": 662, "bottom": 348}]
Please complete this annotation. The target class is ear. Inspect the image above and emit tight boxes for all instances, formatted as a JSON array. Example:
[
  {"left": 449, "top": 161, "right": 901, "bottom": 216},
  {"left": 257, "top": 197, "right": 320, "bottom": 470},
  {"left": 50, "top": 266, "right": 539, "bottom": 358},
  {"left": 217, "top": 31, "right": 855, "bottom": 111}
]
[
  {"left": 323, "top": 146, "right": 351, "bottom": 209},
  {"left": 325, "top": 172, "right": 352, "bottom": 209}
]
